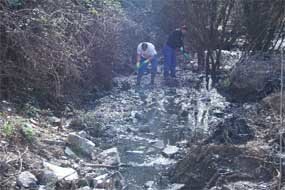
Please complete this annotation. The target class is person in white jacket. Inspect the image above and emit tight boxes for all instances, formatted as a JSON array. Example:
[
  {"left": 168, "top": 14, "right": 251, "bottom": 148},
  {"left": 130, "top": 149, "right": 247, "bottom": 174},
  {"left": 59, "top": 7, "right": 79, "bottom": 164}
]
[{"left": 136, "top": 42, "right": 158, "bottom": 86}]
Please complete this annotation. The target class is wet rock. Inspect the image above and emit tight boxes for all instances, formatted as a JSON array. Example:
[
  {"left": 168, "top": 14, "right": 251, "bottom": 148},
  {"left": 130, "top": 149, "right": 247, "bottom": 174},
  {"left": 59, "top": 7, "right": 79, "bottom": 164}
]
[
  {"left": 43, "top": 162, "right": 79, "bottom": 181},
  {"left": 99, "top": 147, "right": 120, "bottom": 166},
  {"left": 67, "top": 132, "right": 95, "bottom": 157},
  {"left": 17, "top": 171, "right": 38, "bottom": 188},
  {"left": 162, "top": 145, "right": 179, "bottom": 158}
]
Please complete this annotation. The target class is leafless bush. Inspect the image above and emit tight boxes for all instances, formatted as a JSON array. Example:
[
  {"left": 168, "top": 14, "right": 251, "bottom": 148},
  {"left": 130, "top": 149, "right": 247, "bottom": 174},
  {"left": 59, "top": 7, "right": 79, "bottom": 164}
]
[
  {"left": 161, "top": 0, "right": 285, "bottom": 84},
  {"left": 0, "top": 0, "right": 122, "bottom": 108}
]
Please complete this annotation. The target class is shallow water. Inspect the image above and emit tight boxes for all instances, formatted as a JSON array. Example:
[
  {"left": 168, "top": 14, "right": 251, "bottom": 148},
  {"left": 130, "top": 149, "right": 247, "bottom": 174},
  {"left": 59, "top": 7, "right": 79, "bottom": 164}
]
[{"left": 93, "top": 69, "right": 230, "bottom": 189}]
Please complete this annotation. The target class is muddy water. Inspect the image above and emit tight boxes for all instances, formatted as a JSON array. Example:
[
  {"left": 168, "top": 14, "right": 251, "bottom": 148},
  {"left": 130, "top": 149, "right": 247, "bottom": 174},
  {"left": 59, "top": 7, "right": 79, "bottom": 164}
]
[{"left": 93, "top": 70, "right": 230, "bottom": 189}]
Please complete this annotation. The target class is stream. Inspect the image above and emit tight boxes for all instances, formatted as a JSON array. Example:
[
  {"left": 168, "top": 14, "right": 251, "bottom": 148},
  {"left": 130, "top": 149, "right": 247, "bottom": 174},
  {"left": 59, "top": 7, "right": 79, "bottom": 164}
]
[{"left": 91, "top": 67, "right": 231, "bottom": 189}]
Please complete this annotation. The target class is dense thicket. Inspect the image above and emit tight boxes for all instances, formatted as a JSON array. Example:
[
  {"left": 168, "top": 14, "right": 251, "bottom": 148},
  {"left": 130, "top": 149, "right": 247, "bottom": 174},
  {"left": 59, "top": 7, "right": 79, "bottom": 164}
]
[
  {"left": 0, "top": 0, "right": 122, "bottom": 108},
  {"left": 160, "top": 0, "right": 285, "bottom": 82}
]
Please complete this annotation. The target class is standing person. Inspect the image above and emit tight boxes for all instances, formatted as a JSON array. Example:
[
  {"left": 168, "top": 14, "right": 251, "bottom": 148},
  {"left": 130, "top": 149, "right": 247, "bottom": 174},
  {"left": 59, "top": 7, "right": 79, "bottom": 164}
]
[
  {"left": 163, "top": 25, "right": 188, "bottom": 79},
  {"left": 136, "top": 42, "right": 158, "bottom": 86}
]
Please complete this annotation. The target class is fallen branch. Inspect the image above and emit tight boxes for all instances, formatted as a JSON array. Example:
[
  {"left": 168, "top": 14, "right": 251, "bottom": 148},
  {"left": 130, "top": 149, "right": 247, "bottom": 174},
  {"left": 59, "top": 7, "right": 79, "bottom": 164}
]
[{"left": 82, "top": 163, "right": 120, "bottom": 169}]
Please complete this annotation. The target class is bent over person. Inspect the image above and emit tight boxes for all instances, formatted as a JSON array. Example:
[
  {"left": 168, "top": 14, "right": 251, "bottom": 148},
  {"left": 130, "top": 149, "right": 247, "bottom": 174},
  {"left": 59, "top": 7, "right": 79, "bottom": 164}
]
[{"left": 136, "top": 42, "right": 158, "bottom": 86}]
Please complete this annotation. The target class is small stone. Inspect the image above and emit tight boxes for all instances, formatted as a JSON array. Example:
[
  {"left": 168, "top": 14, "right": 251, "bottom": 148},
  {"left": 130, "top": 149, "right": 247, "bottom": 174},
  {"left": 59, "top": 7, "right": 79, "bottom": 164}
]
[
  {"left": 1, "top": 140, "right": 8, "bottom": 145},
  {"left": 99, "top": 147, "right": 120, "bottom": 166},
  {"left": 162, "top": 145, "right": 179, "bottom": 158},
  {"left": 78, "top": 130, "right": 88, "bottom": 138},
  {"left": 30, "top": 118, "right": 39, "bottom": 125},
  {"left": 146, "top": 147, "right": 157, "bottom": 155},
  {"left": 167, "top": 183, "right": 185, "bottom": 190},
  {"left": 77, "top": 187, "right": 91, "bottom": 190},
  {"left": 43, "top": 162, "right": 79, "bottom": 181},
  {"left": 38, "top": 185, "right": 47, "bottom": 190},
  {"left": 152, "top": 140, "right": 165, "bottom": 150},
  {"left": 17, "top": 171, "right": 38, "bottom": 188},
  {"left": 144, "top": 181, "right": 154, "bottom": 188},
  {"left": 49, "top": 116, "right": 61, "bottom": 125}
]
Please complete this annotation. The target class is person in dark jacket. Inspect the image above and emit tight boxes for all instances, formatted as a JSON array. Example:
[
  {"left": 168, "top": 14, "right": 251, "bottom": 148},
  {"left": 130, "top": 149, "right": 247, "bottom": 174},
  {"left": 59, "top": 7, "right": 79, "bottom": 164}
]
[{"left": 163, "top": 25, "right": 188, "bottom": 79}]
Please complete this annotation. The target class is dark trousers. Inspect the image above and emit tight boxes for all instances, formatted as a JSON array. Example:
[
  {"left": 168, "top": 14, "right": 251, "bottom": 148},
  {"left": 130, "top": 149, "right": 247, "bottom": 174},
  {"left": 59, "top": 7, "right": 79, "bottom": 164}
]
[
  {"left": 163, "top": 45, "right": 176, "bottom": 78},
  {"left": 137, "top": 56, "right": 158, "bottom": 85}
]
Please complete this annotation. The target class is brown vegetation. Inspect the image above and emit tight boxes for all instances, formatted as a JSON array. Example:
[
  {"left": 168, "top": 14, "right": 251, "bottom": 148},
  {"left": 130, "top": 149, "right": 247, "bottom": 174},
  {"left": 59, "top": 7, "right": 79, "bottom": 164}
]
[{"left": 0, "top": 0, "right": 122, "bottom": 108}]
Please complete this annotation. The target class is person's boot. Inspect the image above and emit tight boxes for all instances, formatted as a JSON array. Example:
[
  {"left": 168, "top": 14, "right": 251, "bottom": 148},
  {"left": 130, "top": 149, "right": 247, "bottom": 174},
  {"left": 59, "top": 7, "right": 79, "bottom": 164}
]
[
  {"left": 150, "top": 75, "right": 155, "bottom": 86},
  {"left": 136, "top": 78, "right": 141, "bottom": 88},
  {"left": 136, "top": 81, "right": 140, "bottom": 87}
]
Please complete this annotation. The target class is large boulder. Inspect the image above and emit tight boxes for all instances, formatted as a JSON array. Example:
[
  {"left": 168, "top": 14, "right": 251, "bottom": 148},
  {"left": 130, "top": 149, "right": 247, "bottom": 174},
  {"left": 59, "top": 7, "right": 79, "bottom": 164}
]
[
  {"left": 227, "top": 55, "right": 280, "bottom": 101},
  {"left": 67, "top": 132, "right": 96, "bottom": 157}
]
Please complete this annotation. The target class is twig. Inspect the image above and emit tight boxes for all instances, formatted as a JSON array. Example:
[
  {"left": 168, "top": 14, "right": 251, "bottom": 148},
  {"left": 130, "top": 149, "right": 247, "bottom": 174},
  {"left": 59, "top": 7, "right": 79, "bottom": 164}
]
[
  {"left": 82, "top": 163, "right": 120, "bottom": 169},
  {"left": 279, "top": 47, "right": 284, "bottom": 190}
]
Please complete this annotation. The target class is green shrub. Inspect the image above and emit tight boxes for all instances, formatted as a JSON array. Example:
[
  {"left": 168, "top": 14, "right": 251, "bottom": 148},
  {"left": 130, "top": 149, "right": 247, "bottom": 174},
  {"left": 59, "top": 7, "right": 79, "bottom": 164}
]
[
  {"left": 2, "top": 121, "right": 15, "bottom": 137},
  {"left": 21, "top": 124, "right": 35, "bottom": 142}
]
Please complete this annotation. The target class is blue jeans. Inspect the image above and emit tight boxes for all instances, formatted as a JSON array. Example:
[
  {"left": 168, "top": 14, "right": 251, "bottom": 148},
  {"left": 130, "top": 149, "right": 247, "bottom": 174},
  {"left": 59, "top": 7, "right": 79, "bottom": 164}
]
[
  {"left": 137, "top": 56, "right": 158, "bottom": 85},
  {"left": 163, "top": 45, "right": 176, "bottom": 78}
]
